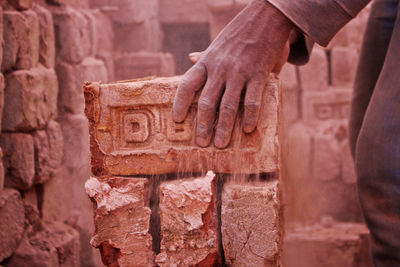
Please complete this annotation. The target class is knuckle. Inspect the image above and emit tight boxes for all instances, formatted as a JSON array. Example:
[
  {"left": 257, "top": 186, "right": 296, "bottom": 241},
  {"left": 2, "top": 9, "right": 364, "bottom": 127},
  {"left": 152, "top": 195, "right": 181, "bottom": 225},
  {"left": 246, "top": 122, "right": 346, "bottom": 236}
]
[
  {"left": 198, "top": 97, "right": 213, "bottom": 112},
  {"left": 245, "top": 100, "right": 261, "bottom": 112},
  {"left": 220, "top": 102, "right": 236, "bottom": 114}
]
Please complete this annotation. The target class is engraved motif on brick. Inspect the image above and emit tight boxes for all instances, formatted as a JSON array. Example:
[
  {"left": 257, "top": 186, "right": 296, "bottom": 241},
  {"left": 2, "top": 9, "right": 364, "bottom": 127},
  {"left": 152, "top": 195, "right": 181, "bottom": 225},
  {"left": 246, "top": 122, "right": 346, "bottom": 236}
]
[
  {"left": 119, "top": 109, "right": 155, "bottom": 148},
  {"left": 166, "top": 109, "right": 194, "bottom": 142}
]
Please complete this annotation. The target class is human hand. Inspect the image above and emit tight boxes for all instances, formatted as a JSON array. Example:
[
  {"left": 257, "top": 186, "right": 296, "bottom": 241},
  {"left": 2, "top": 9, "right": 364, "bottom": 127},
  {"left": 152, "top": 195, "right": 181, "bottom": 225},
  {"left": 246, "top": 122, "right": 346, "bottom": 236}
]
[{"left": 173, "top": 0, "right": 293, "bottom": 148}]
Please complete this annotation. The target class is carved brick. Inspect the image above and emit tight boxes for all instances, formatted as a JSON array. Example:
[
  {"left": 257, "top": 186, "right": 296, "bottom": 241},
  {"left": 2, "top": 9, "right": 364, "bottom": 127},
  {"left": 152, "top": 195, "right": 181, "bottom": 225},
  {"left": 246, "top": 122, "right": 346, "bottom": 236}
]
[
  {"left": 156, "top": 172, "right": 221, "bottom": 266},
  {"left": 221, "top": 181, "right": 281, "bottom": 266},
  {"left": 84, "top": 76, "right": 280, "bottom": 176}
]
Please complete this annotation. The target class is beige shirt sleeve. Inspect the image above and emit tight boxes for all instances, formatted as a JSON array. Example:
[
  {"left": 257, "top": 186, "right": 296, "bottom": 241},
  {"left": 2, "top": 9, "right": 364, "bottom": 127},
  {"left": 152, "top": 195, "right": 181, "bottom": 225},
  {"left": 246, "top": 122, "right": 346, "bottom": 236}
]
[{"left": 267, "top": 0, "right": 371, "bottom": 46}]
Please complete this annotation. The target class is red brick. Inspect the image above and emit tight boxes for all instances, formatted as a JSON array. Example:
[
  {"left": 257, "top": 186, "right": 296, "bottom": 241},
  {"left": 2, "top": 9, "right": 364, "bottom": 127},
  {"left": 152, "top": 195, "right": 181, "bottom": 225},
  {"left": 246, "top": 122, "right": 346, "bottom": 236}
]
[
  {"left": 111, "top": 0, "right": 158, "bottom": 24},
  {"left": 47, "top": 0, "right": 90, "bottom": 9},
  {"left": 0, "top": 148, "right": 4, "bottom": 190},
  {"left": 8, "top": 0, "right": 32, "bottom": 10},
  {"left": 92, "top": 10, "right": 114, "bottom": 58},
  {"left": 156, "top": 172, "right": 221, "bottom": 266},
  {"left": 0, "top": 189, "right": 25, "bottom": 262},
  {"left": 159, "top": 0, "right": 209, "bottom": 24},
  {"left": 114, "top": 52, "right": 175, "bottom": 80},
  {"left": 33, "top": 120, "right": 64, "bottom": 184},
  {"left": 3, "top": 66, "right": 58, "bottom": 132},
  {"left": 85, "top": 176, "right": 154, "bottom": 267},
  {"left": 0, "top": 73, "right": 4, "bottom": 133},
  {"left": 0, "top": 133, "right": 35, "bottom": 190},
  {"left": 283, "top": 220, "right": 373, "bottom": 267},
  {"left": 57, "top": 58, "right": 107, "bottom": 115},
  {"left": 52, "top": 6, "right": 91, "bottom": 64},
  {"left": 2, "top": 10, "right": 40, "bottom": 72},
  {"left": 298, "top": 46, "right": 328, "bottom": 91},
  {"left": 222, "top": 181, "right": 281, "bottom": 266},
  {"left": 84, "top": 76, "right": 280, "bottom": 176},
  {"left": 33, "top": 4, "right": 55, "bottom": 68},
  {"left": 331, "top": 46, "right": 360, "bottom": 86},
  {"left": 0, "top": 7, "right": 3, "bottom": 66}
]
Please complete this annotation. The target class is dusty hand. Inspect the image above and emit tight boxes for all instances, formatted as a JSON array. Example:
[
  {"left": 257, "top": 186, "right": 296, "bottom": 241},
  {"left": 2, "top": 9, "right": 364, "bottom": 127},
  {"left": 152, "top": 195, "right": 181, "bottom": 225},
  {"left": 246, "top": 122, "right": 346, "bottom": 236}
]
[{"left": 173, "top": 0, "right": 293, "bottom": 148}]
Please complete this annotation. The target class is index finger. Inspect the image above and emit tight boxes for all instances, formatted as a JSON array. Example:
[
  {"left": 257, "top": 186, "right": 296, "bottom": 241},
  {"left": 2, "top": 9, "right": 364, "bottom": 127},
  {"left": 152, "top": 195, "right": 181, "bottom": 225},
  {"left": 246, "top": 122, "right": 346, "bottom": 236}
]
[{"left": 173, "top": 63, "right": 207, "bottom": 122}]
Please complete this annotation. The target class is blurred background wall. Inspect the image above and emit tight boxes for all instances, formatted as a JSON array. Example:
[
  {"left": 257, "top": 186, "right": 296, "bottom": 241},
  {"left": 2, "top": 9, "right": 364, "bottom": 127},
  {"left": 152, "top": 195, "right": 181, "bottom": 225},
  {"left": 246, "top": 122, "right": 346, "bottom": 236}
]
[{"left": 0, "top": 0, "right": 372, "bottom": 266}]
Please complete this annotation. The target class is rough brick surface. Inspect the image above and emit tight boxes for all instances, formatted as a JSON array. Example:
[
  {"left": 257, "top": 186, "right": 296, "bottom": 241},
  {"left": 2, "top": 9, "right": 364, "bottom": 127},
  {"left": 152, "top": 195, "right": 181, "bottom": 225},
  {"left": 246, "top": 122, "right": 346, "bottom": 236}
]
[
  {"left": 111, "top": 0, "right": 158, "bottom": 24},
  {"left": 84, "top": 76, "right": 280, "bottom": 176},
  {"left": 298, "top": 46, "right": 328, "bottom": 91},
  {"left": 57, "top": 58, "right": 107, "bottom": 115},
  {"left": 0, "top": 73, "right": 4, "bottom": 133},
  {"left": 159, "top": 0, "right": 209, "bottom": 23},
  {"left": 3, "top": 66, "right": 58, "bottom": 132},
  {"left": 33, "top": 4, "right": 56, "bottom": 68},
  {"left": 85, "top": 176, "right": 154, "bottom": 267},
  {"left": 0, "top": 148, "right": 4, "bottom": 190},
  {"left": 52, "top": 6, "right": 90, "bottom": 64},
  {"left": 222, "top": 181, "right": 281, "bottom": 266},
  {"left": 2, "top": 10, "right": 39, "bottom": 72},
  {"left": 114, "top": 52, "right": 175, "bottom": 80},
  {"left": 283, "top": 220, "right": 373, "bottom": 267},
  {"left": 33, "top": 120, "right": 64, "bottom": 184},
  {"left": 0, "top": 7, "right": 3, "bottom": 67},
  {"left": 156, "top": 172, "right": 221, "bottom": 266},
  {"left": 331, "top": 46, "right": 359, "bottom": 86},
  {"left": 0, "top": 133, "right": 35, "bottom": 190},
  {"left": 8, "top": 0, "right": 33, "bottom": 10},
  {"left": 0, "top": 189, "right": 25, "bottom": 262}
]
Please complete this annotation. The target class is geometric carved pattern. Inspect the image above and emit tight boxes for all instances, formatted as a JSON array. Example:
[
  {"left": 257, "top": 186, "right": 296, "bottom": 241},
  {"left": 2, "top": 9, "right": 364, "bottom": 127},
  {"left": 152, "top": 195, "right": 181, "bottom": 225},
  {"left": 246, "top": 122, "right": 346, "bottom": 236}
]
[{"left": 123, "top": 112, "right": 150, "bottom": 143}]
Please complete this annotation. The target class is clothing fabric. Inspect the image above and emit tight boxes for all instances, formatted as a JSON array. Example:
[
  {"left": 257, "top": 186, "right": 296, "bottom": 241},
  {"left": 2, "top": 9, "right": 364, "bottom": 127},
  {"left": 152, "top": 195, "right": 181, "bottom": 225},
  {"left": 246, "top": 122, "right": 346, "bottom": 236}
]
[{"left": 270, "top": 0, "right": 400, "bottom": 265}]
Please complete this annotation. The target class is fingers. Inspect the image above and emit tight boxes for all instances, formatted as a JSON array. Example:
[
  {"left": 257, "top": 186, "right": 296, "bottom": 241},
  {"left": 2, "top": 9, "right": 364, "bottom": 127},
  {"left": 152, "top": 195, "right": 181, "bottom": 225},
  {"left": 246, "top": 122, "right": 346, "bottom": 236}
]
[
  {"left": 243, "top": 77, "right": 266, "bottom": 133},
  {"left": 196, "top": 77, "right": 225, "bottom": 147},
  {"left": 189, "top": 52, "right": 203, "bottom": 63},
  {"left": 173, "top": 63, "right": 207, "bottom": 122},
  {"left": 214, "top": 77, "right": 245, "bottom": 148}
]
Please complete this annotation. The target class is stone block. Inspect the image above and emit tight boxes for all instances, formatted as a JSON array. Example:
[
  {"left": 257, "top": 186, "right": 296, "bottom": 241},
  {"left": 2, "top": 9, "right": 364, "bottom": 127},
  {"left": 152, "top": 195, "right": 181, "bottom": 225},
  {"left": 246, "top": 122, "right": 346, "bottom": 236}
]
[
  {"left": 298, "top": 46, "right": 328, "bottom": 91},
  {"left": 33, "top": 120, "right": 64, "bottom": 184},
  {"left": 2, "top": 10, "right": 39, "bottom": 72},
  {"left": 52, "top": 6, "right": 91, "bottom": 64},
  {"left": 0, "top": 133, "right": 35, "bottom": 190},
  {"left": 0, "top": 189, "right": 25, "bottom": 262},
  {"left": 58, "top": 114, "right": 90, "bottom": 171},
  {"left": 114, "top": 52, "right": 175, "bottom": 80},
  {"left": 33, "top": 4, "right": 56, "bottom": 68},
  {"left": 3, "top": 66, "right": 58, "bottom": 132},
  {"left": 85, "top": 176, "right": 153, "bottom": 267},
  {"left": 283, "top": 220, "right": 373, "bottom": 267},
  {"left": 302, "top": 88, "right": 352, "bottom": 125},
  {"left": 331, "top": 46, "right": 359, "bottom": 86},
  {"left": 156, "top": 172, "right": 221, "bottom": 266},
  {"left": 222, "top": 181, "right": 281, "bottom": 266},
  {"left": 84, "top": 76, "right": 280, "bottom": 176},
  {"left": 57, "top": 58, "right": 107, "bottom": 115},
  {"left": 159, "top": 0, "right": 209, "bottom": 24},
  {"left": 113, "top": 19, "right": 162, "bottom": 53},
  {"left": 8, "top": 0, "right": 32, "bottom": 10}
]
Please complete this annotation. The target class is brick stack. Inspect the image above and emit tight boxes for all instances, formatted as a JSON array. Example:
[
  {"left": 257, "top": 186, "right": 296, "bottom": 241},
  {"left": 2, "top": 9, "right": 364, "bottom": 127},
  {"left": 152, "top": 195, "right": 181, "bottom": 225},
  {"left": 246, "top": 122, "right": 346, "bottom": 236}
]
[{"left": 84, "top": 75, "right": 282, "bottom": 266}]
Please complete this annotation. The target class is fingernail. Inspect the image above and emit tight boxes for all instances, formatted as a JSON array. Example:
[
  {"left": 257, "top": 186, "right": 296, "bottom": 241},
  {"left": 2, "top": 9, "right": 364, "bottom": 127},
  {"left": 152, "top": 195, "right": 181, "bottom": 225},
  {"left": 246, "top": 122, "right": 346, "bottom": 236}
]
[
  {"left": 196, "top": 135, "right": 210, "bottom": 148},
  {"left": 214, "top": 131, "right": 229, "bottom": 149}
]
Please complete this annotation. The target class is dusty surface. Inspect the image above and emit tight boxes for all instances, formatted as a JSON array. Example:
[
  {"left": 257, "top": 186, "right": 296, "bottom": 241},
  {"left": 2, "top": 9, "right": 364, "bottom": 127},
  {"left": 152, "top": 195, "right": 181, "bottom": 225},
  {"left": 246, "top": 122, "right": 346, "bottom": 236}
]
[
  {"left": 156, "top": 171, "right": 221, "bottom": 266},
  {"left": 84, "top": 75, "right": 280, "bottom": 176},
  {"left": 221, "top": 181, "right": 281, "bottom": 266}
]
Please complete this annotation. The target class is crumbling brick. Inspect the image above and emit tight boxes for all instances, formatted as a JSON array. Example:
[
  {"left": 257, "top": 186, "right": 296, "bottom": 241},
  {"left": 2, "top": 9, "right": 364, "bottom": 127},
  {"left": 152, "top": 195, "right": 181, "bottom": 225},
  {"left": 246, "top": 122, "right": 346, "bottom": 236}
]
[
  {"left": 85, "top": 176, "right": 154, "bottom": 267},
  {"left": 3, "top": 66, "right": 58, "bottom": 132},
  {"left": 0, "top": 189, "right": 25, "bottom": 262},
  {"left": 83, "top": 76, "right": 280, "bottom": 176},
  {"left": 33, "top": 120, "right": 64, "bottom": 184},
  {"left": 2, "top": 10, "right": 39, "bottom": 72},
  {"left": 221, "top": 181, "right": 281, "bottom": 266},
  {"left": 0, "top": 133, "right": 35, "bottom": 190},
  {"left": 114, "top": 52, "right": 175, "bottom": 80},
  {"left": 33, "top": 4, "right": 56, "bottom": 68},
  {"left": 156, "top": 172, "right": 221, "bottom": 266}
]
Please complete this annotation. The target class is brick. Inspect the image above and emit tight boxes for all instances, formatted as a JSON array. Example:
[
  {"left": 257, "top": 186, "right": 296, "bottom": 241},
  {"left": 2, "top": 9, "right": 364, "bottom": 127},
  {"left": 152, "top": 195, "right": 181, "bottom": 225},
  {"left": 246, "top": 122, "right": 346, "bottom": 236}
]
[
  {"left": 0, "top": 189, "right": 25, "bottom": 262},
  {"left": 47, "top": 0, "right": 90, "bottom": 9},
  {"left": 114, "top": 52, "right": 175, "bottom": 80},
  {"left": 57, "top": 57, "right": 107, "bottom": 115},
  {"left": 0, "top": 133, "right": 35, "bottom": 190},
  {"left": 298, "top": 46, "right": 328, "bottom": 91},
  {"left": 2, "top": 10, "right": 40, "bottom": 72},
  {"left": 22, "top": 185, "right": 38, "bottom": 208},
  {"left": 302, "top": 88, "right": 352, "bottom": 126},
  {"left": 222, "top": 181, "right": 281, "bottom": 266},
  {"left": 52, "top": 6, "right": 91, "bottom": 64},
  {"left": 33, "top": 4, "right": 55, "bottom": 68},
  {"left": 58, "top": 114, "right": 90, "bottom": 171},
  {"left": 33, "top": 120, "right": 64, "bottom": 184},
  {"left": 0, "top": 7, "right": 3, "bottom": 67},
  {"left": 84, "top": 76, "right": 280, "bottom": 176},
  {"left": 159, "top": 0, "right": 209, "bottom": 24},
  {"left": 92, "top": 10, "right": 114, "bottom": 58},
  {"left": 0, "top": 73, "right": 4, "bottom": 133},
  {"left": 283, "top": 220, "right": 373, "bottom": 267},
  {"left": 111, "top": 0, "right": 158, "bottom": 24},
  {"left": 0, "top": 148, "right": 4, "bottom": 190},
  {"left": 280, "top": 64, "right": 300, "bottom": 125},
  {"left": 8, "top": 0, "right": 32, "bottom": 10},
  {"left": 3, "top": 66, "right": 58, "bottom": 132},
  {"left": 331, "top": 46, "right": 360, "bottom": 86},
  {"left": 85, "top": 176, "right": 153, "bottom": 267},
  {"left": 156, "top": 171, "right": 221, "bottom": 266},
  {"left": 341, "top": 140, "right": 357, "bottom": 184}
]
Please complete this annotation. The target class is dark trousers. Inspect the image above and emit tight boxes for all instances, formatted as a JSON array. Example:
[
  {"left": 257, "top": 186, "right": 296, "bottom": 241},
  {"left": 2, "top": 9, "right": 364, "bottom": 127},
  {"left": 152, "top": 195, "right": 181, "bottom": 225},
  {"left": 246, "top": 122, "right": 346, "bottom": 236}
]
[{"left": 349, "top": 0, "right": 400, "bottom": 265}]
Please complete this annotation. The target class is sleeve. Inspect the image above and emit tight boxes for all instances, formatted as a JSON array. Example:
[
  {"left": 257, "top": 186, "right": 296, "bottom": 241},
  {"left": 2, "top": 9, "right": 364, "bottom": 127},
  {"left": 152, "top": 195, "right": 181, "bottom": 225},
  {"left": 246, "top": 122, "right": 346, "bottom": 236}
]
[
  {"left": 267, "top": 0, "right": 371, "bottom": 46},
  {"left": 287, "top": 29, "right": 314, "bottom": 65}
]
